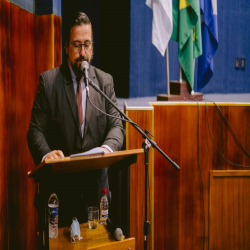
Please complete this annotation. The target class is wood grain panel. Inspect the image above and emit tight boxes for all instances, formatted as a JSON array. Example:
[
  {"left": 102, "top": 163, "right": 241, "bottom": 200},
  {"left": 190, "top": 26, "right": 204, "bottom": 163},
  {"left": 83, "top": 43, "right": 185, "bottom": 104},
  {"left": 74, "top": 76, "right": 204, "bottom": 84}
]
[
  {"left": 200, "top": 105, "right": 250, "bottom": 170},
  {"left": 125, "top": 107, "right": 154, "bottom": 250},
  {"left": 9, "top": 4, "right": 38, "bottom": 250},
  {"left": 0, "top": 1, "right": 10, "bottom": 249},
  {"left": 35, "top": 15, "right": 53, "bottom": 79},
  {"left": 153, "top": 105, "right": 181, "bottom": 250},
  {"left": 209, "top": 171, "right": 250, "bottom": 250},
  {"left": 35, "top": 14, "right": 62, "bottom": 80},
  {"left": 53, "top": 15, "right": 62, "bottom": 68},
  {"left": 0, "top": 1, "right": 62, "bottom": 249},
  {"left": 179, "top": 106, "right": 204, "bottom": 249},
  {"left": 151, "top": 103, "right": 250, "bottom": 250}
]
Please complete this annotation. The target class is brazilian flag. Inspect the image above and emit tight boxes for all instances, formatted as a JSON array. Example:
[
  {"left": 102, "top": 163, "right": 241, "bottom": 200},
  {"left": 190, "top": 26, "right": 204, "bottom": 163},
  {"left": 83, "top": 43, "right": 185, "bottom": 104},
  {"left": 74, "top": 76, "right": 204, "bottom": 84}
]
[{"left": 171, "top": 0, "right": 202, "bottom": 89}]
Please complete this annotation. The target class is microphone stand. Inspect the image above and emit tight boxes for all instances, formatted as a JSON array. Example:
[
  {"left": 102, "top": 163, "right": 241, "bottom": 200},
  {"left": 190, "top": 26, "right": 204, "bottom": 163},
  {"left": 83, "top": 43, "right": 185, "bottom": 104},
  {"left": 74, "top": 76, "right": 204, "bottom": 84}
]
[{"left": 88, "top": 79, "right": 180, "bottom": 250}]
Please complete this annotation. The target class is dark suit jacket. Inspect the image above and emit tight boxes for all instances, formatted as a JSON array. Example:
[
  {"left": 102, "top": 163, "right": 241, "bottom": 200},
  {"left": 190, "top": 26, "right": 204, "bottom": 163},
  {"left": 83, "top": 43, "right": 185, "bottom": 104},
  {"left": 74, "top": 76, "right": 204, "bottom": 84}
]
[
  {"left": 27, "top": 62, "right": 124, "bottom": 225},
  {"left": 27, "top": 62, "right": 124, "bottom": 164}
]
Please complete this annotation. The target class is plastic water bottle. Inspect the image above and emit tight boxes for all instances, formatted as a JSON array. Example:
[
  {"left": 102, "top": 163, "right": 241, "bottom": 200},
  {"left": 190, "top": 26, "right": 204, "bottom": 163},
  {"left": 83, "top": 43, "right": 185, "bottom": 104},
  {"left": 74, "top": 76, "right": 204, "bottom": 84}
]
[
  {"left": 100, "top": 188, "right": 109, "bottom": 225},
  {"left": 48, "top": 192, "right": 59, "bottom": 238}
]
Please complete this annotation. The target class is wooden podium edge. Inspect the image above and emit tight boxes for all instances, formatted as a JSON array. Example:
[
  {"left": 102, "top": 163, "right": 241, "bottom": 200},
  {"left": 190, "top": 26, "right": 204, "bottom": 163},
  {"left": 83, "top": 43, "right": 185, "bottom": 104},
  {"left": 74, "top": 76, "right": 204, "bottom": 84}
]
[
  {"left": 87, "top": 237, "right": 135, "bottom": 250},
  {"left": 28, "top": 148, "right": 144, "bottom": 179}
]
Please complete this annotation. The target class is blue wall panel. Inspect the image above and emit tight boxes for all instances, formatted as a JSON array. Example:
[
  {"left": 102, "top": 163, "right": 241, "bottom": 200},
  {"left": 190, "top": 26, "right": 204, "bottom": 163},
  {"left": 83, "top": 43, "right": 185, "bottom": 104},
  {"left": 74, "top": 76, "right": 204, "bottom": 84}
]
[
  {"left": 10, "top": 0, "right": 61, "bottom": 15},
  {"left": 52, "top": 0, "right": 61, "bottom": 16},
  {"left": 10, "top": 0, "right": 35, "bottom": 13},
  {"left": 129, "top": 0, "right": 167, "bottom": 97},
  {"left": 130, "top": 0, "right": 250, "bottom": 97},
  {"left": 201, "top": 0, "right": 250, "bottom": 93}
]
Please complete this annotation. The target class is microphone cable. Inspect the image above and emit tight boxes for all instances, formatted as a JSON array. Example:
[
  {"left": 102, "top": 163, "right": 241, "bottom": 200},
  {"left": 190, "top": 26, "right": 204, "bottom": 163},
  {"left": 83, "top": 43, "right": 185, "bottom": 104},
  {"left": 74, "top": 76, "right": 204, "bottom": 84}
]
[
  {"left": 184, "top": 97, "right": 205, "bottom": 250},
  {"left": 85, "top": 81, "right": 142, "bottom": 131},
  {"left": 187, "top": 98, "right": 250, "bottom": 168},
  {"left": 203, "top": 99, "right": 250, "bottom": 159},
  {"left": 203, "top": 99, "right": 250, "bottom": 168},
  {"left": 186, "top": 96, "right": 250, "bottom": 250},
  {"left": 86, "top": 78, "right": 153, "bottom": 249}
]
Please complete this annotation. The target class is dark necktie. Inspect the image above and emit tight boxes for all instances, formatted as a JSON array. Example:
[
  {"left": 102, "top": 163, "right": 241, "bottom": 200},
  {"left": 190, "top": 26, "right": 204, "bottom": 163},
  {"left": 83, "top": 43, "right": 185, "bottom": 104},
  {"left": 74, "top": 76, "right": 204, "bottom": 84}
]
[{"left": 76, "top": 77, "right": 83, "bottom": 125}]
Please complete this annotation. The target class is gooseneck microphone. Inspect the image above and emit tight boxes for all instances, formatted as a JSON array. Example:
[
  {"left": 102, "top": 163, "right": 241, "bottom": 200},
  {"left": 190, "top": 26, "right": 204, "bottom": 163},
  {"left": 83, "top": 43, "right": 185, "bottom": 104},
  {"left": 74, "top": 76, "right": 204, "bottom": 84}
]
[
  {"left": 106, "top": 217, "right": 123, "bottom": 241},
  {"left": 81, "top": 61, "right": 90, "bottom": 97}
]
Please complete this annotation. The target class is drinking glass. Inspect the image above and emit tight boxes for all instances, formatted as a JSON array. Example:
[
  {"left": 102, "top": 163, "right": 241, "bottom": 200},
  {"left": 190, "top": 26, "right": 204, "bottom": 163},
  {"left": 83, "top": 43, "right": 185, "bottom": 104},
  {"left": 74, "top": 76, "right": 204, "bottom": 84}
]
[{"left": 88, "top": 207, "right": 99, "bottom": 229}]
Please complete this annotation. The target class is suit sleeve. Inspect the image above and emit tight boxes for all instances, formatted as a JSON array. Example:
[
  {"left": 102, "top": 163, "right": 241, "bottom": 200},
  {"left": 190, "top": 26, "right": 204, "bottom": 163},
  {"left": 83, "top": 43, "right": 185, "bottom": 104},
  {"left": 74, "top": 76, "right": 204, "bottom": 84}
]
[
  {"left": 27, "top": 74, "right": 51, "bottom": 165},
  {"left": 102, "top": 76, "right": 124, "bottom": 151}
]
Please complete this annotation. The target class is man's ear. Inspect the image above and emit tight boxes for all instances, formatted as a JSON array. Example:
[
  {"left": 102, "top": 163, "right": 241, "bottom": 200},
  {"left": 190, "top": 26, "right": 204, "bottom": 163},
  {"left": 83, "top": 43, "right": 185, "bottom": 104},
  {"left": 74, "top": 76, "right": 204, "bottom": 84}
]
[{"left": 65, "top": 43, "right": 69, "bottom": 54}]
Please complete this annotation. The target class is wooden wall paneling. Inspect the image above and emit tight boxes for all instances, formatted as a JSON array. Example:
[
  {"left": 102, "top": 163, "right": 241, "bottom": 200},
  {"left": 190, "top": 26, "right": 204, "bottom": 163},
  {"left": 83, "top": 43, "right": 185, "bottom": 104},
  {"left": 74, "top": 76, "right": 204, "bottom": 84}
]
[
  {"left": 226, "top": 106, "right": 250, "bottom": 167},
  {"left": 35, "top": 14, "right": 62, "bottom": 81},
  {"left": 151, "top": 102, "right": 250, "bottom": 250},
  {"left": 0, "top": 3, "right": 62, "bottom": 250},
  {"left": 153, "top": 104, "right": 204, "bottom": 250},
  {"left": 9, "top": 4, "right": 38, "bottom": 250},
  {"left": 198, "top": 105, "right": 213, "bottom": 249},
  {"left": 243, "top": 106, "right": 250, "bottom": 166},
  {"left": 179, "top": 106, "right": 204, "bottom": 249},
  {"left": 204, "top": 105, "right": 250, "bottom": 169},
  {"left": 202, "top": 105, "right": 250, "bottom": 170},
  {"left": 125, "top": 105, "right": 154, "bottom": 250},
  {"left": 35, "top": 15, "right": 53, "bottom": 80},
  {"left": 153, "top": 105, "right": 181, "bottom": 250},
  {"left": 0, "top": 1, "right": 10, "bottom": 249},
  {"left": 206, "top": 105, "right": 227, "bottom": 169},
  {"left": 199, "top": 104, "right": 250, "bottom": 250},
  {"left": 209, "top": 170, "right": 250, "bottom": 250},
  {"left": 194, "top": 104, "right": 250, "bottom": 249},
  {"left": 53, "top": 15, "right": 62, "bottom": 68}
]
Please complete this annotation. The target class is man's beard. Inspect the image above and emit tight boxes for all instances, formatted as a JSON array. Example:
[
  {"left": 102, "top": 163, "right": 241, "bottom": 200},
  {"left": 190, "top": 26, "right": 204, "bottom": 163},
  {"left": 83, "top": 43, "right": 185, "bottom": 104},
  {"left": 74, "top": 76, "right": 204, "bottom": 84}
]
[{"left": 72, "top": 55, "right": 89, "bottom": 77}]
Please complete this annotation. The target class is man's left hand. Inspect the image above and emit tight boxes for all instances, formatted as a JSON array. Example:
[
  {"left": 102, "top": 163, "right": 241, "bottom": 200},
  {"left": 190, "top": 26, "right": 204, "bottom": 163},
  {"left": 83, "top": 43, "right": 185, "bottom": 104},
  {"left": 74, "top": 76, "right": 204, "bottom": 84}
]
[{"left": 101, "top": 147, "right": 111, "bottom": 154}]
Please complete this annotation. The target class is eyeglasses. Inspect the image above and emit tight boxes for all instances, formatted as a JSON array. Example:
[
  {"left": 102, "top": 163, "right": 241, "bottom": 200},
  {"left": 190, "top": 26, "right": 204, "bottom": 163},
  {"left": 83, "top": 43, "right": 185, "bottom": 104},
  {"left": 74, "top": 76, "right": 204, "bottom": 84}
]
[{"left": 69, "top": 41, "right": 94, "bottom": 53}]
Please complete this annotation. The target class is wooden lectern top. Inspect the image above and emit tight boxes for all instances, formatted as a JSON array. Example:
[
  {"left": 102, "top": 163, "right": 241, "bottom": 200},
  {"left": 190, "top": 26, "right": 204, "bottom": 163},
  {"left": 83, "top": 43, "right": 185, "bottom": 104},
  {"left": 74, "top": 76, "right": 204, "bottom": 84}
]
[{"left": 28, "top": 149, "right": 143, "bottom": 180}]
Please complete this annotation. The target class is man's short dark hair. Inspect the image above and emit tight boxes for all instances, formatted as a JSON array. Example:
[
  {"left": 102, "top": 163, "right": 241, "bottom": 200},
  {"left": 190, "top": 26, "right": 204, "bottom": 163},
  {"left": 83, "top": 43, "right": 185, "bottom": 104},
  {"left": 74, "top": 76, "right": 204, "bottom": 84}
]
[{"left": 64, "top": 12, "right": 93, "bottom": 43}]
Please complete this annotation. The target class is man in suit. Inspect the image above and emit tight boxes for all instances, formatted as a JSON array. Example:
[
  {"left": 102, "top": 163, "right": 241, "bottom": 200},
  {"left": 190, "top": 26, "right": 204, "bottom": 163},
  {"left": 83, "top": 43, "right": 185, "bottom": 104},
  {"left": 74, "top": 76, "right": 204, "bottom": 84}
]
[{"left": 27, "top": 12, "right": 124, "bottom": 225}]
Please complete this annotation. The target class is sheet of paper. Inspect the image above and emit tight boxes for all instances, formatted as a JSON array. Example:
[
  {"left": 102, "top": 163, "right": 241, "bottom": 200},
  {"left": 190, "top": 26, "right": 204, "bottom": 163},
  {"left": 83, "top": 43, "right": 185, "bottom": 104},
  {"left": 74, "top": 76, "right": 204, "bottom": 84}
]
[{"left": 70, "top": 147, "right": 105, "bottom": 158}]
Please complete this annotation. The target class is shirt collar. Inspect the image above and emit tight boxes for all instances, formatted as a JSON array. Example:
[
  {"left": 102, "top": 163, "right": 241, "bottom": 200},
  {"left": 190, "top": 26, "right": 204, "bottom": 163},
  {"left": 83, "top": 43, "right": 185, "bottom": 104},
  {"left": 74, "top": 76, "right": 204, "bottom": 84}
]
[{"left": 68, "top": 61, "right": 77, "bottom": 82}]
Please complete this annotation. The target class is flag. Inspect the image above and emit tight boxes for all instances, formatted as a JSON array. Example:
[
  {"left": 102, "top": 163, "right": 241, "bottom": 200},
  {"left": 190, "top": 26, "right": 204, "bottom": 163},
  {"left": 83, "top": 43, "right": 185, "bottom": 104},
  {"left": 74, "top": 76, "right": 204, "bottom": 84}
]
[
  {"left": 197, "top": 0, "right": 218, "bottom": 90},
  {"left": 171, "top": 0, "right": 202, "bottom": 89},
  {"left": 146, "top": 0, "right": 173, "bottom": 56}
]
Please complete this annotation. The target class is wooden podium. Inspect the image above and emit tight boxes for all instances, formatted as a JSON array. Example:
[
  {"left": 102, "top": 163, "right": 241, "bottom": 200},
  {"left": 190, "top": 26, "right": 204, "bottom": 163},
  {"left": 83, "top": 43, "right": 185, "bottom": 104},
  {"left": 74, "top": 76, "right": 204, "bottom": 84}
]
[{"left": 28, "top": 149, "right": 143, "bottom": 250}]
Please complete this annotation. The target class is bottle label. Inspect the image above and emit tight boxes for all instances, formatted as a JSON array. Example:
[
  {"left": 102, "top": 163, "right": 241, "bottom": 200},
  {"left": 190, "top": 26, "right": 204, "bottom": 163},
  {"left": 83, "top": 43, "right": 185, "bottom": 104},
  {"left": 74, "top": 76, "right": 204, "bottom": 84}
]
[
  {"left": 101, "top": 209, "right": 108, "bottom": 219},
  {"left": 49, "top": 207, "right": 58, "bottom": 216}
]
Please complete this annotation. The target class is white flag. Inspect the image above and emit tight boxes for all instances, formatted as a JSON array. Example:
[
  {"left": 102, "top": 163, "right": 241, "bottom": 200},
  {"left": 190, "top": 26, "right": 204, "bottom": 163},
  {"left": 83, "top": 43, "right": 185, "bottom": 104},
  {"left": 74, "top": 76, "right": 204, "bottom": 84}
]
[{"left": 146, "top": 0, "right": 173, "bottom": 56}]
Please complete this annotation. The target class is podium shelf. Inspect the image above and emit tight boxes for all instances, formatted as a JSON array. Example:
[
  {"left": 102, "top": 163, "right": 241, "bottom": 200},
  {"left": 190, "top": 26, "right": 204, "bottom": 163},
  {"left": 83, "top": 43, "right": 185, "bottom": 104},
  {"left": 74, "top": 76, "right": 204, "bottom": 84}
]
[{"left": 49, "top": 223, "right": 135, "bottom": 250}]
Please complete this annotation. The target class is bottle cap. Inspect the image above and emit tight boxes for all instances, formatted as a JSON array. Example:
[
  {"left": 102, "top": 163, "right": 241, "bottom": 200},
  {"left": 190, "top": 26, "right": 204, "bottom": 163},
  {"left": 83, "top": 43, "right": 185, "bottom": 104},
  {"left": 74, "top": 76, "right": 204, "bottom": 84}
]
[{"left": 102, "top": 188, "right": 107, "bottom": 195}]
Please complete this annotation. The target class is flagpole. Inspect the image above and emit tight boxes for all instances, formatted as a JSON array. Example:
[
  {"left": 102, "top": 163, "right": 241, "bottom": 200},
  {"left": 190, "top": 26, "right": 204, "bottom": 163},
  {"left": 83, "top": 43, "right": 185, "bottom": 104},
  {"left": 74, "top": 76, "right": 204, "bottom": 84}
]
[
  {"left": 166, "top": 47, "right": 170, "bottom": 95},
  {"left": 191, "top": 59, "right": 195, "bottom": 94},
  {"left": 179, "top": 65, "right": 182, "bottom": 82}
]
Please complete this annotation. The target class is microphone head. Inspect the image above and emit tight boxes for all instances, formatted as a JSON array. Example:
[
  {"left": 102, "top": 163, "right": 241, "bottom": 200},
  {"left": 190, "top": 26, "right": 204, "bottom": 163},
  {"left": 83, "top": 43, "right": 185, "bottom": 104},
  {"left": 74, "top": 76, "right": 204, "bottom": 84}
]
[
  {"left": 81, "top": 61, "right": 89, "bottom": 71},
  {"left": 114, "top": 228, "right": 123, "bottom": 241}
]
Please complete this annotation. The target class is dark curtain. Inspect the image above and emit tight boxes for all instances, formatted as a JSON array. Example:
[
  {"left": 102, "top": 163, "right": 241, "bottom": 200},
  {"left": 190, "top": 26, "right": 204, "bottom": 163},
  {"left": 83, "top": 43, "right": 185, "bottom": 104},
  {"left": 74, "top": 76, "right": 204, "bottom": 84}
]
[{"left": 62, "top": 0, "right": 130, "bottom": 97}]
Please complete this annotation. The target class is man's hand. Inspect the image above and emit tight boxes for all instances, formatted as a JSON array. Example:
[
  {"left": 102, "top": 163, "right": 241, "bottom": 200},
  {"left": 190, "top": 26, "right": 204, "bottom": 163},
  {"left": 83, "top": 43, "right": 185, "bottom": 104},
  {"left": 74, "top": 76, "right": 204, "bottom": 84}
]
[
  {"left": 45, "top": 150, "right": 64, "bottom": 160},
  {"left": 101, "top": 147, "right": 111, "bottom": 154}
]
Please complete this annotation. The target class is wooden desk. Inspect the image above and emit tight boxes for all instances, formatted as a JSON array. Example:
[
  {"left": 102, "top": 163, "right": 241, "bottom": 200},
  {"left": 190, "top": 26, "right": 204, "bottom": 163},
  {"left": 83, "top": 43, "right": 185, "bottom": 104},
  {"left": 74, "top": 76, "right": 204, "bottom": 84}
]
[
  {"left": 125, "top": 102, "right": 250, "bottom": 250},
  {"left": 49, "top": 223, "right": 135, "bottom": 250}
]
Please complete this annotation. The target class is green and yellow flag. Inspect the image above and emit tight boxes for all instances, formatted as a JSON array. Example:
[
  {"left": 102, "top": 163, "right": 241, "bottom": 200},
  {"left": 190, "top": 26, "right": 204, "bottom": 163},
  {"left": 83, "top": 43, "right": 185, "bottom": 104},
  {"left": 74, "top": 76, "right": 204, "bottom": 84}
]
[{"left": 171, "top": 0, "right": 202, "bottom": 89}]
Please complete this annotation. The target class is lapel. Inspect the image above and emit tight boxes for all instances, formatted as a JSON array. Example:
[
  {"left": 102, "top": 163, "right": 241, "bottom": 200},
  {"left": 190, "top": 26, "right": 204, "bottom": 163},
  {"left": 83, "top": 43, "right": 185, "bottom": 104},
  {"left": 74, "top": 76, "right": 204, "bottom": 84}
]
[
  {"left": 62, "top": 63, "right": 82, "bottom": 140},
  {"left": 83, "top": 65, "right": 97, "bottom": 139}
]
